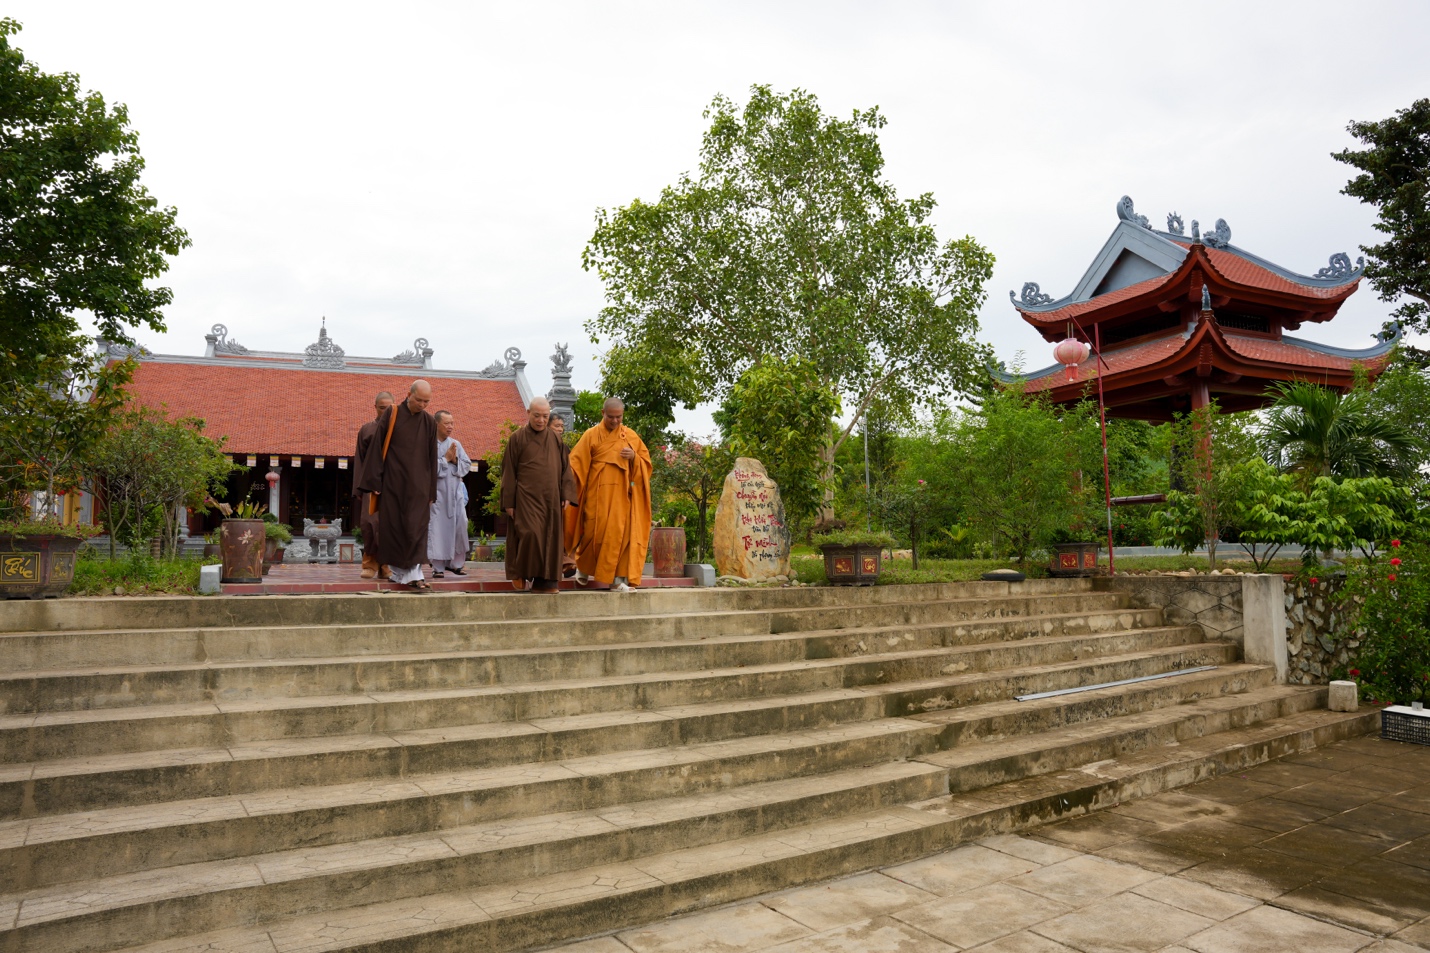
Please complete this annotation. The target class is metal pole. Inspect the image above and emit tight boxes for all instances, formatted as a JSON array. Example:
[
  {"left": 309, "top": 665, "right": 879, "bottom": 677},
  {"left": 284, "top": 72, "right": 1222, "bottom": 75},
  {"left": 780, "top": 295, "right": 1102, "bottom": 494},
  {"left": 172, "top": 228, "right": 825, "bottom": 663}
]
[{"left": 1094, "top": 322, "right": 1115, "bottom": 576}]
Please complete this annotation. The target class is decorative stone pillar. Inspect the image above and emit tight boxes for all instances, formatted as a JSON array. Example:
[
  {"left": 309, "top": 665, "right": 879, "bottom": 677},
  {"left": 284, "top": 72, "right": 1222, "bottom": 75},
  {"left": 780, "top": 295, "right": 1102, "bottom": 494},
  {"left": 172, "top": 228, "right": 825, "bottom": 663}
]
[
  {"left": 546, "top": 343, "right": 577, "bottom": 427},
  {"left": 266, "top": 468, "right": 282, "bottom": 517}
]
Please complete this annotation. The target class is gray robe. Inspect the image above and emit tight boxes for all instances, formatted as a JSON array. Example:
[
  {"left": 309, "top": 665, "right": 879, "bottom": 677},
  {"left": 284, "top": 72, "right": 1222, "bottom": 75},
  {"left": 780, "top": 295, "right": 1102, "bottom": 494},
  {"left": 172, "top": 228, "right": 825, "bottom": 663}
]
[{"left": 428, "top": 437, "right": 472, "bottom": 564}]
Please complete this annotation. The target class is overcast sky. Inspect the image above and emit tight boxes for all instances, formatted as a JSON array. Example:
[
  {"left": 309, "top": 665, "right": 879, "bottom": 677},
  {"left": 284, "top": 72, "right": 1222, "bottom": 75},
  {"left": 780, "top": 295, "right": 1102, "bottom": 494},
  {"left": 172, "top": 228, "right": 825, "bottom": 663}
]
[{"left": 9, "top": 1, "right": 1429, "bottom": 434}]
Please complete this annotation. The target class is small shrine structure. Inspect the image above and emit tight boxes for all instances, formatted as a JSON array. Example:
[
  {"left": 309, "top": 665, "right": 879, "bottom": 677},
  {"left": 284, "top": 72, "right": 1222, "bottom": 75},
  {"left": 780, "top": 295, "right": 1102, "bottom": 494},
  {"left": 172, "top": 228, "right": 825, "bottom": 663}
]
[{"left": 1001, "top": 196, "right": 1400, "bottom": 419}]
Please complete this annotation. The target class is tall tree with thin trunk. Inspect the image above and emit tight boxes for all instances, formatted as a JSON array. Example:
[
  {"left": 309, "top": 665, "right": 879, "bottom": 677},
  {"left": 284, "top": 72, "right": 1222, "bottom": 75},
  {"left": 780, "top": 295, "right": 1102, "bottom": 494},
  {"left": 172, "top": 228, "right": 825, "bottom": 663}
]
[{"left": 583, "top": 85, "right": 994, "bottom": 518}]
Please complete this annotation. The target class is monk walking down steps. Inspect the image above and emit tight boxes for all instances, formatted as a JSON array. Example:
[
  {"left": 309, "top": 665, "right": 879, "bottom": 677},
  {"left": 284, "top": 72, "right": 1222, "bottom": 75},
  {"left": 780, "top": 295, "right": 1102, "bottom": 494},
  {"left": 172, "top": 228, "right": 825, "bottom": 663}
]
[
  {"left": 501, "top": 397, "right": 577, "bottom": 594},
  {"left": 569, "top": 397, "right": 652, "bottom": 592},
  {"left": 355, "top": 380, "right": 438, "bottom": 592},
  {"left": 353, "top": 390, "right": 394, "bottom": 579},
  {"left": 428, "top": 410, "right": 472, "bottom": 577}
]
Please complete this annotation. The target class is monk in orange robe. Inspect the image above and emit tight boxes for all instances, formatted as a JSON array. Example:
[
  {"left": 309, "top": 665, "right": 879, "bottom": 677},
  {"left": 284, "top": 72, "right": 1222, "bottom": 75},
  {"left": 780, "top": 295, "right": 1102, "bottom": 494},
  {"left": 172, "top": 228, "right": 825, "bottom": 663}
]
[{"left": 568, "top": 398, "right": 652, "bottom": 591}]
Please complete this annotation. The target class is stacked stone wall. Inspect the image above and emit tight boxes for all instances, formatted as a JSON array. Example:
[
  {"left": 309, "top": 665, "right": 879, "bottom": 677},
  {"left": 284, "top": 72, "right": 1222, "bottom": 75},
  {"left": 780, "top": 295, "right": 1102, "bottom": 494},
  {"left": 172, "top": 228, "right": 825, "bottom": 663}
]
[{"left": 1099, "top": 574, "right": 1357, "bottom": 686}]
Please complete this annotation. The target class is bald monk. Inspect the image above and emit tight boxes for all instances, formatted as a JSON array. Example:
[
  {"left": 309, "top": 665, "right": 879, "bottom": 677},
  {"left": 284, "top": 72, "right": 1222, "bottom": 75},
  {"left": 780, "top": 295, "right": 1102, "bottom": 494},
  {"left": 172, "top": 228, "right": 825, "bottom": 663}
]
[
  {"left": 356, "top": 380, "right": 438, "bottom": 591},
  {"left": 353, "top": 390, "right": 394, "bottom": 579},
  {"left": 569, "top": 397, "right": 652, "bottom": 592},
  {"left": 501, "top": 397, "right": 577, "bottom": 593}
]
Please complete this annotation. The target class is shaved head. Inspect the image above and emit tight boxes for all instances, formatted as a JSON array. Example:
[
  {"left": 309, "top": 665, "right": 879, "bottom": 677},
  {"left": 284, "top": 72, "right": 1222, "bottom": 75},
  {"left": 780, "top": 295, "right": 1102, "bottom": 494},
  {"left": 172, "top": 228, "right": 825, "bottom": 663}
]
[
  {"left": 373, "top": 390, "right": 394, "bottom": 419},
  {"left": 601, "top": 397, "right": 624, "bottom": 431},
  {"left": 406, "top": 379, "right": 432, "bottom": 413},
  {"left": 528, "top": 396, "right": 551, "bottom": 432}
]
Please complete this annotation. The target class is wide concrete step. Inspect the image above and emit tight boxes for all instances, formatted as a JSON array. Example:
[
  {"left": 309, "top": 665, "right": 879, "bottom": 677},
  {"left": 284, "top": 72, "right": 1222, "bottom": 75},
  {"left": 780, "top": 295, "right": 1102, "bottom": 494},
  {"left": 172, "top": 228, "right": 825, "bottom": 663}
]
[
  {"left": 0, "top": 591, "right": 1126, "bottom": 671},
  {"left": 0, "top": 639, "right": 1234, "bottom": 818},
  {"left": 0, "top": 623, "right": 1203, "bottom": 762},
  {"left": 0, "top": 661, "right": 1262, "bottom": 892},
  {"left": 15, "top": 697, "right": 1373, "bottom": 953},
  {"left": 0, "top": 606, "right": 1165, "bottom": 715},
  {"left": 0, "top": 579, "right": 1097, "bottom": 636}
]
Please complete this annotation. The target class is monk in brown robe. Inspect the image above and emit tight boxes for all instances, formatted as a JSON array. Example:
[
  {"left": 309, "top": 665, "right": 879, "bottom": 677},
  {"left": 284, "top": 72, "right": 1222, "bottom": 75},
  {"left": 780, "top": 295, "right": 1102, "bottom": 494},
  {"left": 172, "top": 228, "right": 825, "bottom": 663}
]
[
  {"left": 569, "top": 397, "right": 652, "bottom": 591},
  {"left": 501, "top": 397, "right": 577, "bottom": 593},
  {"left": 549, "top": 414, "right": 579, "bottom": 577},
  {"left": 353, "top": 390, "right": 394, "bottom": 579},
  {"left": 356, "top": 380, "right": 438, "bottom": 591}
]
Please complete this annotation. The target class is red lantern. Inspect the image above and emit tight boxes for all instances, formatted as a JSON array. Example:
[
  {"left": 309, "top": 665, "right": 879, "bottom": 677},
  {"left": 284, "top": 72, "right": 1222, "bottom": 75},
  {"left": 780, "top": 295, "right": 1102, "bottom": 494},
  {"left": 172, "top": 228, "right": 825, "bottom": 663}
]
[{"left": 1054, "top": 337, "right": 1090, "bottom": 382}]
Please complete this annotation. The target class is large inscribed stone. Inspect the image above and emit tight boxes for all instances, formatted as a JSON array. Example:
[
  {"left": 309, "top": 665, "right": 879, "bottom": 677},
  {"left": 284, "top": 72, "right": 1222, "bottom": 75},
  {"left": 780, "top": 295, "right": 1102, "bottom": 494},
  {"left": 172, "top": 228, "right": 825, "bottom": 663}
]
[{"left": 712, "top": 457, "right": 791, "bottom": 581}]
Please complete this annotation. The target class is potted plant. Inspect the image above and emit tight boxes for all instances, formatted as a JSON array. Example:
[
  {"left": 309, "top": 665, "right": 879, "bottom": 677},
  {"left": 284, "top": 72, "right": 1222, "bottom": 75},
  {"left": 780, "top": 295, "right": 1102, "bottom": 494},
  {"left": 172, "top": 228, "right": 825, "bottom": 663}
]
[
  {"left": 202, "top": 531, "right": 222, "bottom": 559},
  {"left": 219, "top": 500, "right": 267, "bottom": 583},
  {"left": 472, "top": 530, "right": 495, "bottom": 562},
  {"left": 261, "top": 515, "right": 292, "bottom": 574},
  {"left": 814, "top": 529, "right": 897, "bottom": 586},
  {"left": 0, "top": 518, "right": 100, "bottom": 599}
]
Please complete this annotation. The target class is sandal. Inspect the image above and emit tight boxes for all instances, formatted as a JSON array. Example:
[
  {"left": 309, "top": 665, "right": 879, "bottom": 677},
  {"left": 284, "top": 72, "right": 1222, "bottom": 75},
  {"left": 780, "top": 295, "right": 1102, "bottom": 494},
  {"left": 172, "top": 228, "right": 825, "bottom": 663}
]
[
  {"left": 406, "top": 580, "right": 433, "bottom": 593},
  {"left": 432, "top": 571, "right": 444, "bottom": 578},
  {"left": 448, "top": 567, "right": 467, "bottom": 576}
]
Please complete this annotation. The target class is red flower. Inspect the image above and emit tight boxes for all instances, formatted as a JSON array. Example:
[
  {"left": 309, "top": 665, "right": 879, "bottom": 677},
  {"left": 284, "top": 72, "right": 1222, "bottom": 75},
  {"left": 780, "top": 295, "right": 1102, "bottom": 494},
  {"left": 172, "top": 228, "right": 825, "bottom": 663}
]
[
  {"left": 1389, "top": 573, "right": 1397, "bottom": 582},
  {"left": 1309, "top": 577, "right": 1318, "bottom": 585},
  {"left": 1349, "top": 669, "right": 1360, "bottom": 677},
  {"left": 1391, "top": 557, "right": 1401, "bottom": 566},
  {"left": 1392, "top": 539, "right": 1401, "bottom": 547}
]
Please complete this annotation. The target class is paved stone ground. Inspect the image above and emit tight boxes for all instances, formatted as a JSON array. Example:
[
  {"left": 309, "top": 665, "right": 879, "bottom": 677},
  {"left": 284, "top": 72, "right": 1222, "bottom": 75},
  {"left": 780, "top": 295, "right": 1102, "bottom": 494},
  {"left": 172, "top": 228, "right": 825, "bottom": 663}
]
[{"left": 540, "top": 735, "right": 1430, "bottom": 953}]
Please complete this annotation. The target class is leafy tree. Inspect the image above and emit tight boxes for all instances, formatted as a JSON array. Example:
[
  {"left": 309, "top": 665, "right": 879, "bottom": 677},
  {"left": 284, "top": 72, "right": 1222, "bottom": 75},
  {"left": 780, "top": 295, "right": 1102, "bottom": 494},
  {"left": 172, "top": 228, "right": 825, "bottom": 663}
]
[
  {"left": 656, "top": 435, "right": 733, "bottom": 561},
  {"left": 716, "top": 356, "right": 841, "bottom": 527},
  {"left": 0, "top": 355, "right": 131, "bottom": 523},
  {"left": 481, "top": 420, "right": 522, "bottom": 519},
  {"left": 1333, "top": 99, "right": 1430, "bottom": 333},
  {"left": 953, "top": 386, "right": 1099, "bottom": 566},
  {"left": 598, "top": 341, "right": 710, "bottom": 448},
  {"left": 1153, "top": 405, "right": 1260, "bottom": 569},
  {"left": 1366, "top": 353, "right": 1430, "bottom": 471},
  {"left": 1340, "top": 540, "right": 1430, "bottom": 705},
  {"left": 584, "top": 85, "right": 995, "bottom": 513},
  {"left": 1260, "top": 380, "right": 1417, "bottom": 484},
  {"left": 0, "top": 20, "right": 189, "bottom": 379},
  {"left": 87, "top": 406, "right": 237, "bottom": 556},
  {"left": 569, "top": 391, "right": 604, "bottom": 435}
]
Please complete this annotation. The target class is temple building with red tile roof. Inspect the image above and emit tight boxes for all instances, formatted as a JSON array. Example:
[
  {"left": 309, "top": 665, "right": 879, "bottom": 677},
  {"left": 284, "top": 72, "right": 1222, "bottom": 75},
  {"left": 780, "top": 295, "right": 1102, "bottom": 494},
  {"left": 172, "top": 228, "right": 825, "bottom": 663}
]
[
  {"left": 96, "top": 320, "right": 573, "bottom": 538},
  {"left": 998, "top": 196, "right": 1401, "bottom": 420}
]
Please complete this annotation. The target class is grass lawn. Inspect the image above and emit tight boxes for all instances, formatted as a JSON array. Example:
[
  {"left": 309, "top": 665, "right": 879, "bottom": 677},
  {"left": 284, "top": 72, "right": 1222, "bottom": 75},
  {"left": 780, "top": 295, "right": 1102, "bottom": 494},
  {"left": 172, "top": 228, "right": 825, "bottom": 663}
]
[{"left": 70, "top": 554, "right": 217, "bottom": 596}]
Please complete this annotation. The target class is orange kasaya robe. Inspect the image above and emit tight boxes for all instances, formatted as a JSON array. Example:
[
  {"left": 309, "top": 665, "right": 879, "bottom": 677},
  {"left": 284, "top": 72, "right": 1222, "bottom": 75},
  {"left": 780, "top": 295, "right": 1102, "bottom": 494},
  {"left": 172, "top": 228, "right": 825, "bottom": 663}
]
[{"left": 568, "top": 423, "right": 653, "bottom": 586}]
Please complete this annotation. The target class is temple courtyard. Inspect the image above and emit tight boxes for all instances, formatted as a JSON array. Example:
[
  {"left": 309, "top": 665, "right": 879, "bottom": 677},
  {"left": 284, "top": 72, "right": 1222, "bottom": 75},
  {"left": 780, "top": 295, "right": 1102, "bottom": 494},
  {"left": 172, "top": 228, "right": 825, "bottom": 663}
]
[{"left": 552, "top": 735, "right": 1430, "bottom": 953}]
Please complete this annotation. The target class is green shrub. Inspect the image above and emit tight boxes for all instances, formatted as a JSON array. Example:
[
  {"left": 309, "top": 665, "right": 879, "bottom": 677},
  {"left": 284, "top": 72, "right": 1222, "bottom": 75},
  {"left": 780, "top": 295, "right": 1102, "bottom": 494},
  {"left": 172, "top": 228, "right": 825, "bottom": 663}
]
[
  {"left": 70, "top": 554, "right": 202, "bottom": 595},
  {"left": 1340, "top": 539, "right": 1430, "bottom": 705},
  {"left": 813, "top": 530, "right": 897, "bottom": 549}
]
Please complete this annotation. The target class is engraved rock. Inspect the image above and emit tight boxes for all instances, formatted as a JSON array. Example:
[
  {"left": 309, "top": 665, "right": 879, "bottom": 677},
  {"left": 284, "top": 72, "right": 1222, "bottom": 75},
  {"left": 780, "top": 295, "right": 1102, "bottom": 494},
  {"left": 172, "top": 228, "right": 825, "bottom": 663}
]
[{"left": 711, "top": 457, "right": 791, "bottom": 581}]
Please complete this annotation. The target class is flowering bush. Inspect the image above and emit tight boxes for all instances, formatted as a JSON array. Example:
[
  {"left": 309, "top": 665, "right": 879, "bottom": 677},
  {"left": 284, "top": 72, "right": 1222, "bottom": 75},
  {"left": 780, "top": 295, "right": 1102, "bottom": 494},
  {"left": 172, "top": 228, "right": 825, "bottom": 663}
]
[{"left": 1339, "top": 538, "right": 1430, "bottom": 705}]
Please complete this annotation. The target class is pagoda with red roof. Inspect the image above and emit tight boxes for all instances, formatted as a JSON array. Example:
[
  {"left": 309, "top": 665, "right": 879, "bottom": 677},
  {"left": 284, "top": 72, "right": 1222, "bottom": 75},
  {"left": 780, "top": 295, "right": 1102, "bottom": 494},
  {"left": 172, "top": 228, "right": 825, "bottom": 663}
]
[{"left": 1001, "top": 196, "right": 1400, "bottom": 420}]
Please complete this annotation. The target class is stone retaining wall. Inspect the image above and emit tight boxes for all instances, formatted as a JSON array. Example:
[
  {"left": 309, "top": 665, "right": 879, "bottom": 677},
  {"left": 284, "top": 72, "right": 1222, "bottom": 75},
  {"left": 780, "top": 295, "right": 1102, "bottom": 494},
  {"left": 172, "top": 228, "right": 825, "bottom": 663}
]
[
  {"left": 1096, "top": 573, "right": 1355, "bottom": 686},
  {"left": 1284, "top": 576, "right": 1354, "bottom": 685}
]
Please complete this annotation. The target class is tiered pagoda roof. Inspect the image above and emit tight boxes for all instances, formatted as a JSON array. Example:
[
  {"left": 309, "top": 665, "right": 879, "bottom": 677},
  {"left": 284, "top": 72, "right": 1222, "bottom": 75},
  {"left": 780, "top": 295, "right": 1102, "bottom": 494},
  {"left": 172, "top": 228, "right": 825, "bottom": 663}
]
[{"left": 1000, "top": 197, "right": 1399, "bottom": 420}]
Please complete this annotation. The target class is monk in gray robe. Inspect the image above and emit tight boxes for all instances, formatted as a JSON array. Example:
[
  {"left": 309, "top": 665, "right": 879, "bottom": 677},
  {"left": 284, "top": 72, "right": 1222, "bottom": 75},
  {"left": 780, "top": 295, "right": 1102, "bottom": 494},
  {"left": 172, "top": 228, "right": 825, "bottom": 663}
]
[
  {"left": 501, "top": 397, "right": 577, "bottom": 593},
  {"left": 356, "top": 380, "right": 438, "bottom": 591},
  {"left": 353, "top": 390, "right": 394, "bottom": 579},
  {"left": 428, "top": 409, "right": 472, "bottom": 576}
]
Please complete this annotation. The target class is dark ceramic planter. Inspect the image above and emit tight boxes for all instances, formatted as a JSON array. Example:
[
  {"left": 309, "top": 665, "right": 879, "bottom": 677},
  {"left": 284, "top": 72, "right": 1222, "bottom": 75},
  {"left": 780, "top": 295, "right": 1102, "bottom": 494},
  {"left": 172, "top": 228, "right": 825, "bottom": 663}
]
[
  {"left": 262, "top": 537, "right": 287, "bottom": 575},
  {"left": 1050, "top": 541, "right": 1101, "bottom": 577},
  {"left": 202, "top": 543, "right": 222, "bottom": 559},
  {"left": 0, "top": 533, "right": 82, "bottom": 599},
  {"left": 820, "top": 543, "right": 882, "bottom": 586},
  {"left": 220, "top": 519, "right": 266, "bottom": 583},
  {"left": 472, "top": 544, "right": 494, "bottom": 562},
  {"left": 651, "top": 527, "right": 687, "bottom": 578}
]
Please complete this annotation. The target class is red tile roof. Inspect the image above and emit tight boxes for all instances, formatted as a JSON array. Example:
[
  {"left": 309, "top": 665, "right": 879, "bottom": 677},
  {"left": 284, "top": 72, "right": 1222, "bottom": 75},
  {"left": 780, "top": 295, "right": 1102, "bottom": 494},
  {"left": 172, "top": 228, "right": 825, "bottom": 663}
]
[
  {"left": 1191, "top": 245, "right": 1357, "bottom": 300},
  {"left": 123, "top": 362, "right": 527, "bottom": 458},
  {"left": 1024, "top": 334, "right": 1187, "bottom": 391},
  {"left": 1220, "top": 334, "right": 1369, "bottom": 371}
]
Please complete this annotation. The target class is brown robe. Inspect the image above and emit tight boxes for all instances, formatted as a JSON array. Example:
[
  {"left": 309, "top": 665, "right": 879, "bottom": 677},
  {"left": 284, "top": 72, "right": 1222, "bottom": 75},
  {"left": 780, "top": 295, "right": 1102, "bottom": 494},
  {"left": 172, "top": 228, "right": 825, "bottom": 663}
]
[
  {"left": 500, "top": 424, "right": 577, "bottom": 581},
  {"left": 352, "top": 418, "right": 382, "bottom": 556},
  {"left": 355, "top": 401, "right": 438, "bottom": 569}
]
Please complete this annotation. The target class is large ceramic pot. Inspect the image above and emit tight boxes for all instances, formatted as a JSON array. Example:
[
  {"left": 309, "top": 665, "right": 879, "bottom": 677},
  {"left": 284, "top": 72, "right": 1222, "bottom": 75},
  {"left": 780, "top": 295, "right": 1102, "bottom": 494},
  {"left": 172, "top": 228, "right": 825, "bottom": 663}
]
[
  {"left": 1050, "top": 541, "right": 1100, "bottom": 577},
  {"left": 820, "top": 544, "right": 882, "bottom": 586},
  {"left": 471, "top": 544, "right": 494, "bottom": 562},
  {"left": 0, "top": 533, "right": 82, "bottom": 599},
  {"left": 202, "top": 543, "right": 222, "bottom": 559},
  {"left": 651, "top": 526, "right": 687, "bottom": 578},
  {"left": 220, "top": 519, "right": 266, "bottom": 583},
  {"left": 262, "top": 537, "right": 286, "bottom": 575}
]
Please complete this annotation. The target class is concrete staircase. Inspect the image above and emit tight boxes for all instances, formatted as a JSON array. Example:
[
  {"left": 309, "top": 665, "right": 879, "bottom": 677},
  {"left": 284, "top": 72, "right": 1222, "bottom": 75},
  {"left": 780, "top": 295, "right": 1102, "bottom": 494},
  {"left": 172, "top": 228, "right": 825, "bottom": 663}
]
[{"left": 0, "top": 579, "right": 1374, "bottom": 953}]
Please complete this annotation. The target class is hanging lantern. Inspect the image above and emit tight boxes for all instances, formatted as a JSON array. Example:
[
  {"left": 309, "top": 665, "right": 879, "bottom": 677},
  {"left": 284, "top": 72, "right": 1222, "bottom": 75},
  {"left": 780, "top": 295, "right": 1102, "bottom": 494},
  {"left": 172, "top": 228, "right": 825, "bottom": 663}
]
[{"left": 1053, "top": 337, "right": 1090, "bottom": 382}]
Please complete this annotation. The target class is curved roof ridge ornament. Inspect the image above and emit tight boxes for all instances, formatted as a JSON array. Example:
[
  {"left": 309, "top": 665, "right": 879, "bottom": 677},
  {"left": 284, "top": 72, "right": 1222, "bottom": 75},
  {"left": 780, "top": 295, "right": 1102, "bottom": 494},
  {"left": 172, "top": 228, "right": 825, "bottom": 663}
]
[
  {"left": 1204, "top": 219, "right": 1232, "bottom": 249},
  {"left": 1314, "top": 253, "right": 1366, "bottom": 281},
  {"left": 1116, "top": 195, "right": 1152, "bottom": 229},
  {"left": 302, "top": 317, "right": 346, "bottom": 369},
  {"left": 1009, "top": 282, "right": 1055, "bottom": 307},
  {"left": 1166, "top": 213, "right": 1185, "bottom": 236}
]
